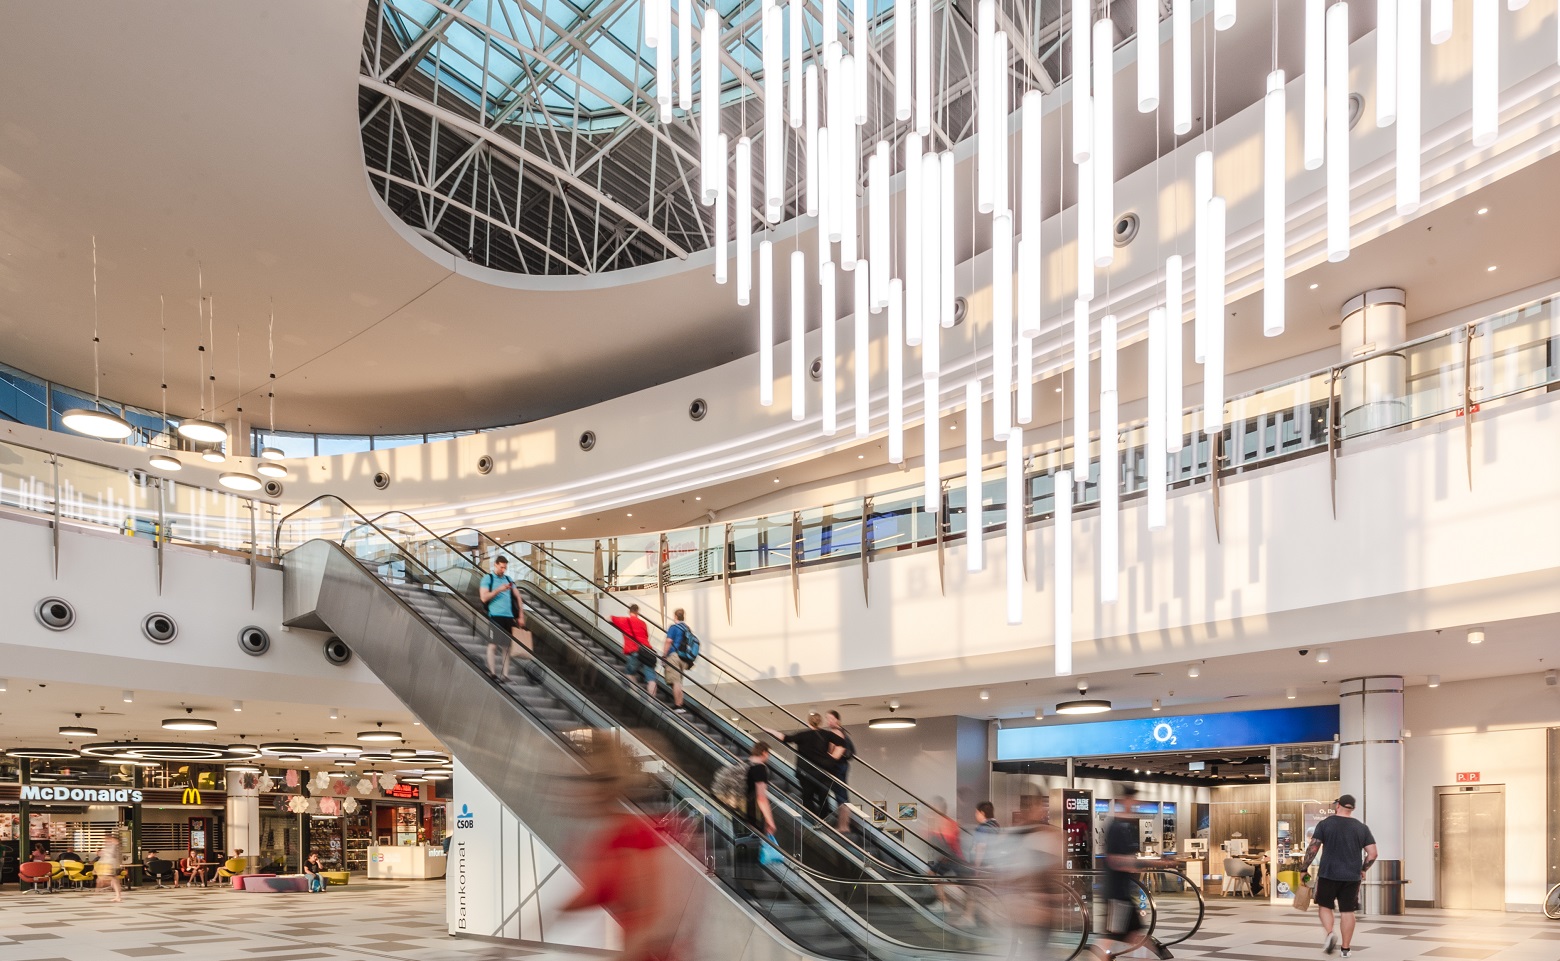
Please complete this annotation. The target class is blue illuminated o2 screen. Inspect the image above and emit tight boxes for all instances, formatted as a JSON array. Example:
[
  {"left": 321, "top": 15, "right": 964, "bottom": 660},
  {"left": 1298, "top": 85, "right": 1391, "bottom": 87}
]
[{"left": 995, "top": 705, "right": 1339, "bottom": 761}]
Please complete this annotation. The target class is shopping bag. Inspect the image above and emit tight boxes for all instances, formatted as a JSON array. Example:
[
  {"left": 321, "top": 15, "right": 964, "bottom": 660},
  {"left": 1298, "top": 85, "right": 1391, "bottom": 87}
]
[
  {"left": 510, "top": 629, "right": 533, "bottom": 657},
  {"left": 1293, "top": 881, "right": 1313, "bottom": 912},
  {"left": 758, "top": 835, "right": 785, "bottom": 867}
]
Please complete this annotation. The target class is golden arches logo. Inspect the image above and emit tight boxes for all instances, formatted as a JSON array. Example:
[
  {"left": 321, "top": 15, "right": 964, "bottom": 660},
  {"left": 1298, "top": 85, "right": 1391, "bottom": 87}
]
[{"left": 181, "top": 786, "right": 202, "bottom": 805}]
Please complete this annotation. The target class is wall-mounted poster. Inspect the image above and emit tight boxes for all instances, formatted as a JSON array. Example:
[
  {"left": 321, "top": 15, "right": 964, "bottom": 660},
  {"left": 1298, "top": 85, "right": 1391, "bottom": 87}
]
[
  {"left": 871, "top": 804, "right": 888, "bottom": 823},
  {"left": 896, "top": 802, "right": 918, "bottom": 821}
]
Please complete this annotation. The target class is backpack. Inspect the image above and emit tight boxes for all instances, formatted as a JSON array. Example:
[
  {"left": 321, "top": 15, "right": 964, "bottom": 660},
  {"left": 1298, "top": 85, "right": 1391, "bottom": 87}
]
[
  {"left": 712, "top": 760, "right": 747, "bottom": 809},
  {"left": 669, "top": 623, "right": 701, "bottom": 664}
]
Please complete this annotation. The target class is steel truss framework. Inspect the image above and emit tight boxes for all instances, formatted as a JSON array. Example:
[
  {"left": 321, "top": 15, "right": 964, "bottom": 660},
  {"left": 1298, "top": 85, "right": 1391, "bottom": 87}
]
[{"left": 359, "top": 0, "right": 1148, "bottom": 275}]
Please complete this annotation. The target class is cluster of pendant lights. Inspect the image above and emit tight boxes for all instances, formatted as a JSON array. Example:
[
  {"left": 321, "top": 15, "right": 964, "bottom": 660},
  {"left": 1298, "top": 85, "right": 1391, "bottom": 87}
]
[
  {"left": 649, "top": 0, "right": 1530, "bottom": 676},
  {"left": 61, "top": 252, "right": 292, "bottom": 492}
]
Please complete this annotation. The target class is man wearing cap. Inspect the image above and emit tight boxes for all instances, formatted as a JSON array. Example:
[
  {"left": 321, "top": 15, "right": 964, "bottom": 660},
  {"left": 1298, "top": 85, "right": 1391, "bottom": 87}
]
[{"left": 1301, "top": 795, "right": 1378, "bottom": 958}]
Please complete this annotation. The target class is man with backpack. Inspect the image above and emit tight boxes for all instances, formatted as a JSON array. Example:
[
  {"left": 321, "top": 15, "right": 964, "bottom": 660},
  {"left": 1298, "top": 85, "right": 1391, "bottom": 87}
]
[
  {"left": 662, "top": 608, "right": 700, "bottom": 713},
  {"left": 478, "top": 556, "right": 530, "bottom": 679}
]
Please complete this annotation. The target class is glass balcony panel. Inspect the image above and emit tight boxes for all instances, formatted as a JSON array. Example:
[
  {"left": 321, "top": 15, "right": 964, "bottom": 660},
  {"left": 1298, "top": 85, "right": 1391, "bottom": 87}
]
[
  {"left": 608, "top": 533, "right": 661, "bottom": 591},
  {"left": 164, "top": 480, "right": 256, "bottom": 553},
  {"left": 727, "top": 512, "right": 794, "bottom": 574},
  {"left": 0, "top": 440, "right": 58, "bottom": 518},
  {"left": 0, "top": 363, "right": 50, "bottom": 430}
]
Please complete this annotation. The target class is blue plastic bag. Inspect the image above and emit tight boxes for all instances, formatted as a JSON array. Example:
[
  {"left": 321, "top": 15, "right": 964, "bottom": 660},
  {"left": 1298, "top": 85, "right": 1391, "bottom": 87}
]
[{"left": 758, "top": 835, "right": 784, "bottom": 866}]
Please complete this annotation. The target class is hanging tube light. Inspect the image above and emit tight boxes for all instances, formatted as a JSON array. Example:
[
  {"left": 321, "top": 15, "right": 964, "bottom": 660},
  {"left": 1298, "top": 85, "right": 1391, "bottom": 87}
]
[
  {"left": 977, "top": 0, "right": 996, "bottom": 213},
  {"left": 903, "top": 134, "right": 923, "bottom": 348},
  {"left": 1305, "top": 0, "right": 1325, "bottom": 170},
  {"left": 895, "top": 0, "right": 912, "bottom": 121},
  {"left": 1071, "top": 0, "right": 1092, "bottom": 162},
  {"left": 1377, "top": 0, "right": 1397, "bottom": 127},
  {"left": 759, "top": 239, "right": 774, "bottom": 406},
  {"left": 763, "top": 3, "right": 784, "bottom": 221},
  {"left": 1429, "top": 0, "right": 1452, "bottom": 45},
  {"left": 1077, "top": 158, "right": 1095, "bottom": 301},
  {"left": 823, "top": 0, "right": 838, "bottom": 63},
  {"left": 1193, "top": 149, "right": 1213, "bottom": 363},
  {"left": 1073, "top": 298, "right": 1090, "bottom": 461},
  {"left": 840, "top": 61, "right": 860, "bottom": 266},
  {"left": 856, "top": 261, "right": 871, "bottom": 437},
  {"left": 920, "top": 150, "right": 940, "bottom": 375},
  {"left": 678, "top": 0, "right": 692, "bottom": 111},
  {"left": 1138, "top": 0, "right": 1159, "bottom": 112},
  {"left": 1146, "top": 306, "right": 1168, "bottom": 530},
  {"left": 789, "top": 0, "right": 803, "bottom": 125},
  {"left": 1092, "top": 18, "right": 1114, "bottom": 268},
  {"left": 941, "top": 152, "right": 956, "bottom": 327},
  {"left": 923, "top": 375, "right": 940, "bottom": 513},
  {"left": 1099, "top": 312, "right": 1119, "bottom": 603},
  {"left": 816, "top": 126, "right": 832, "bottom": 267},
  {"left": 791, "top": 250, "right": 806, "bottom": 421},
  {"left": 700, "top": 9, "right": 720, "bottom": 202},
  {"left": 1018, "top": 91, "right": 1042, "bottom": 338},
  {"left": 992, "top": 212, "right": 1015, "bottom": 442},
  {"left": 853, "top": 0, "right": 869, "bottom": 123},
  {"left": 869, "top": 144, "right": 889, "bottom": 308},
  {"left": 1017, "top": 330, "right": 1034, "bottom": 425},
  {"left": 1202, "top": 197, "right": 1227, "bottom": 433},
  {"left": 1172, "top": 0, "right": 1191, "bottom": 134},
  {"left": 888, "top": 279, "right": 905, "bottom": 463},
  {"left": 915, "top": 0, "right": 932, "bottom": 134},
  {"left": 822, "top": 262, "right": 837, "bottom": 434},
  {"left": 715, "top": 134, "right": 730, "bottom": 283},
  {"left": 1214, "top": 0, "right": 1236, "bottom": 31},
  {"left": 736, "top": 139, "right": 753, "bottom": 305},
  {"left": 1164, "top": 254, "right": 1185, "bottom": 454},
  {"left": 993, "top": 31, "right": 1010, "bottom": 217},
  {"left": 1397, "top": 0, "right": 1422, "bottom": 214},
  {"left": 645, "top": 0, "right": 661, "bottom": 47},
  {"left": 966, "top": 378, "right": 986, "bottom": 573},
  {"left": 1054, "top": 468, "right": 1074, "bottom": 676},
  {"left": 1264, "top": 70, "right": 1287, "bottom": 337},
  {"left": 805, "top": 65, "right": 820, "bottom": 216},
  {"left": 1472, "top": 0, "right": 1499, "bottom": 147},
  {"left": 1326, "top": 1, "right": 1351, "bottom": 262},
  {"left": 1005, "top": 427, "right": 1024, "bottom": 625},
  {"left": 656, "top": 0, "right": 672, "bottom": 120}
]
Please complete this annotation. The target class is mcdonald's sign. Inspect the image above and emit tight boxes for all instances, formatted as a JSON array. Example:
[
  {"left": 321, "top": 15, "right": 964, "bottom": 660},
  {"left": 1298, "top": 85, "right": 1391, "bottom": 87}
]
[{"left": 181, "top": 786, "right": 202, "bottom": 805}]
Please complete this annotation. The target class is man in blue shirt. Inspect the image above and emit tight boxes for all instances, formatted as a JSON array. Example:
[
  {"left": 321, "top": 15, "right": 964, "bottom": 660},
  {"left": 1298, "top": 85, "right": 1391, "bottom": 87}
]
[{"left": 478, "top": 556, "right": 529, "bottom": 679}]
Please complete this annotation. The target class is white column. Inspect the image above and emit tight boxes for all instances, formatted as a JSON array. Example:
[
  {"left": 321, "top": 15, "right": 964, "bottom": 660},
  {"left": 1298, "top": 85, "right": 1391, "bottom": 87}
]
[
  {"left": 1337, "top": 288, "right": 1408, "bottom": 435},
  {"left": 1338, "top": 675, "right": 1404, "bottom": 910},
  {"left": 225, "top": 792, "right": 261, "bottom": 869}
]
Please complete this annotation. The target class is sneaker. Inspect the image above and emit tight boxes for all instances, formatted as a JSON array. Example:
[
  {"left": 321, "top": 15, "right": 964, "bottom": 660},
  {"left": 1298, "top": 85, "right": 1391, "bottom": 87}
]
[
  {"left": 1323, "top": 933, "right": 1338, "bottom": 955},
  {"left": 674, "top": 706, "right": 688, "bottom": 713},
  {"left": 1340, "top": 949, "right": 1350, "bottom": 958}
]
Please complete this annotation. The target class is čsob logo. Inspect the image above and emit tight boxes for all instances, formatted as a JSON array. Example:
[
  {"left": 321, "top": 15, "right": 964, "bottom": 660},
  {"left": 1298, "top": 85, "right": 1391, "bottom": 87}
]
[{"left": 456, "top": 803, "right": 475, "bottom": 830}]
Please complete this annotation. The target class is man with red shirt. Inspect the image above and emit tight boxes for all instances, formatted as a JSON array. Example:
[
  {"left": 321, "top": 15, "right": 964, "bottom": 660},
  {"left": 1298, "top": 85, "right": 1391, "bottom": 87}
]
[{"left": 610, "top": 604, "right": 657, "bottom": 697}]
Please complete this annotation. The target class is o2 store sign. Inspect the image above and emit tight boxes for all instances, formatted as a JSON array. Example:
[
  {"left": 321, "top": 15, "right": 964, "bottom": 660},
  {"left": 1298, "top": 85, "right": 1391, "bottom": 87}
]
[
  {"left": 22, "top": 785, "right": 143, "bottom": 803},
  {"left": 997, "top": 705, "right": 1341, "bottom": 761}
]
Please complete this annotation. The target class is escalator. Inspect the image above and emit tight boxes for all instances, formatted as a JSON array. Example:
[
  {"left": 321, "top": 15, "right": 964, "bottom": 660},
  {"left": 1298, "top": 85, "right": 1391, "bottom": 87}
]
[{"left": 280, "top": 499, "right": 1075, "bottom": 961}]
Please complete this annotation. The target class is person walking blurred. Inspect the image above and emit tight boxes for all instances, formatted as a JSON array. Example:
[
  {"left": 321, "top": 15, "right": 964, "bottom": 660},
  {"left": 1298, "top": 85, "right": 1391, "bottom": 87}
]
[
  {"left": 762, "top": 714, "right": 844, "bottom": 820},
  {"left": 1102, "top": 786, "right": 1172, "bottom": 952},
  {"left": 95, "top": 836, "right": 123, "bottom": 902},
  {"left": 824, "top": 711, "right": 855, "bottom": 830},
  {"left": 994, "top": 801, "right": 1064, "bottom": 959}
]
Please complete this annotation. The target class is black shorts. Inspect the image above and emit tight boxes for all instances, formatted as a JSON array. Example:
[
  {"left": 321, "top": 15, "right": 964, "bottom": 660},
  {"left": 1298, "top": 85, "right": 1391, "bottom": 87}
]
[
  {"left": 1314, "top": 877, "right": 1361, "bottom": 913},
  {"left": 489, "top": 615, "right": 518, "bottom": 635}
]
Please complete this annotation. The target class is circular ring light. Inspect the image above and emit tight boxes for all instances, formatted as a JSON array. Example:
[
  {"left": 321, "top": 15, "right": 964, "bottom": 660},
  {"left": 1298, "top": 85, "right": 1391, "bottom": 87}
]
[
  {"left": 79, "top": 742, "right": 251, "bottom": 762},
  {"left": 61, "top": 408, "right": 134, "bottom": 439},
  {"left": 324, "top": 745, "right": 361, "bottom": 754},
  {"left": 5, "top": 747, "right": 82, "bottom": 760},
  {"left": 357, "top": 727, "right": 402, "bottom": 742},
  {"left": 225, "top": 763, "right": 262, "bottom": 774},
  {"left": 390, "top": 748, "right": 418, "bottom": 759},
  {"left": 59, "top": 724, "right": 99, "bottom": 737},
  {"left": 358, "top": 752, "right": 392, "bottom": 762},
  {"left": 258, "top": 742, "right": 327, "bottom": 756},
  {"left": 162, "top": 717, "right": 218, "bottom": 731},
  {"left": 226, "top": 743, "right": 261, "bottom": 756},
  {"left": 422, "top": 773, "right": 451, "bottom": 781},
  {"left": 177, "top": 419, "right": 227, "bottom": 444}
]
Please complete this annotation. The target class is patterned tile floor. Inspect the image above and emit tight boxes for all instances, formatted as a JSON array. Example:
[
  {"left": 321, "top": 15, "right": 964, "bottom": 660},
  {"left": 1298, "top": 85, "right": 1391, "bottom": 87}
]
[{"left": 1, "top": 882, "right": 1555, "bottom": 961}]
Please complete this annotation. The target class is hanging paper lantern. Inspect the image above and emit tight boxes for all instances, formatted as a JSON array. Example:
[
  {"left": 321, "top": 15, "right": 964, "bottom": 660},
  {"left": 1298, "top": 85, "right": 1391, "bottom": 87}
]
[
  {"left": 313, "top": 771, "right": 330, "bottom": 791},
  {"left": 342, "top": 797, "right": 359, "bottom": 815},
  {"left": 357, "top": 778, "right": 374, "bottom": 795},
  {"left": 284, "top": 769, "right": 299, "bottom": 788},
  {"left": 378, "top": 774, "right": 395, "bottom": 791},
  {"left": 259, "top": 775, "right": 275, "bottom": 793},
  {"left": 287, "top": 795, "right": 308, "bottom": 814},
  {"left": 332, "top": 778, "right": 350, "bottom": 797},
  {"left": 318, "top": 797, "right": 339, "bottom": 816}
]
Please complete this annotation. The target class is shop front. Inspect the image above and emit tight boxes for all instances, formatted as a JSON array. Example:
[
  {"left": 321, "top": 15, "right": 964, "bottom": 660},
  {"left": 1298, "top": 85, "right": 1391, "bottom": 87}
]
[{"left": 993, "top": 705, "right": 1342, "bottom": 905}]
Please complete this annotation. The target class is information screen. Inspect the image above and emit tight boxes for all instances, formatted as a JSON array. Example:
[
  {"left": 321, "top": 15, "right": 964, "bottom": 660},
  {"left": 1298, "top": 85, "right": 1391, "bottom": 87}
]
[{"left": 995, "top": 705, "right": 1339, "bottom": 760}]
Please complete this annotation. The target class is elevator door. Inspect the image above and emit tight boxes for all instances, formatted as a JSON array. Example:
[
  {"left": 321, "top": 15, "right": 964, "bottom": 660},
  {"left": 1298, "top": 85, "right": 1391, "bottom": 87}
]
[{"left": 1436, "top": 786, "right": 1505, "bottom": 911}]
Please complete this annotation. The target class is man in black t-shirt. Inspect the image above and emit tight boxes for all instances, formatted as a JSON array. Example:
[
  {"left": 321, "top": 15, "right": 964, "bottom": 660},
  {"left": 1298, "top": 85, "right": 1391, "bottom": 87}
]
[
  {"left": 1302, "top": 795, "right": 1379, "bottom": 958},
  {"left": 745, "top": 742, "right": 776, "bottom": 836},
  {"left": 763, "top": 713, "right": 845, "bottom": 820},
  {"left": 1102, "top": 787, "right": 1172, "bottom": 949}
]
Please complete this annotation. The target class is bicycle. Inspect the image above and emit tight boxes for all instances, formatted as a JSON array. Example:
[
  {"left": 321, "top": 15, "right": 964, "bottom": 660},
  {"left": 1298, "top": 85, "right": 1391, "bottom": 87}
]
[{"left": 1545, "top": 880, "right": 1560, "bottom": 920}]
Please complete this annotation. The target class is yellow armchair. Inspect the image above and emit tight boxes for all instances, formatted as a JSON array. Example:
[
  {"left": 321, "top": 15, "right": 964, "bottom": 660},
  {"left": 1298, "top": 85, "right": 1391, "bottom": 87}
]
[
  {"left": 216, "top": 856, "right": 248, "bottom": 880},
  {"left": 47, "top": 861, "right": 68, "bottom": 885},
  {"left": 61, "top": 860, "right": 94, "bottom": 889}
]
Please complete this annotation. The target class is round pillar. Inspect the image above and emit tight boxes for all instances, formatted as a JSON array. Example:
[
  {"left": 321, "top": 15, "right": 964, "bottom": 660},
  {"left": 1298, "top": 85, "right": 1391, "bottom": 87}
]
[
  {"left": 1338, "top": 288, "right": 1408, "bottom": 435},
  {"left": 1338, "top": 675, "right": 1405, "bottom": 913}
]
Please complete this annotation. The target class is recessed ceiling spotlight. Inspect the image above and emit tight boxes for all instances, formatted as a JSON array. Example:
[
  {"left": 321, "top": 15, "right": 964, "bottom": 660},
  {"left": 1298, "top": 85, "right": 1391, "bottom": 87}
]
[
  {"left": 1467, "top": 627, "right": 1484, "bottom": 645},
  {"left": 857, "top": 454, "right": 865, "bottom": 459},
  {"left": 626, "top": 512, "right": 633, "bottom": 517},
  {"left": 1187, "top": 663, "right": 1201, "bottom": 678},
  {"left": 695, "top": 495, "right": 703, "bottom": 500},
  {"left": 1286, "top": 687, "right": 1297, "bottom": 699},
  {"left": 1477, "top": 207, "right": 1488, "bottom": 214},
  {"left": 1316, "top": 649, "right": 1332, "bottom": 664},
  {"left": 122, "top": 690, "right": 134, "bottom": 703},
  {"left": 1151, "top": 699, "right": 1162, "bottom": 712},
  {"left": 560, "top": 526, "right": 567, "bottom": 531},
  {"left": 1427, "top": 674, "right": 1440, "bottom": 688},
  {"left": 329, "top": 707, "right": 339, "bottom": 720},
  {"left": 979, "top": 689, "right": 990, "bottom": 700},
  {"left": 1309, "top": 283, "right": 1319, "bottom": 289},
  {"left": 232, "top": 700, "right": 243, "bottom": 712},
  {"left": 1486, "top": 265, "right": 1498, "bottom": 272}
]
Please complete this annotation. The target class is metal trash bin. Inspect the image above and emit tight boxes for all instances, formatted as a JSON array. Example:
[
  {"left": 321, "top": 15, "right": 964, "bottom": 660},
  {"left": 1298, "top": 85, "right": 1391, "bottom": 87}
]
[{"left": 1361, "top": 860, "right": 1407, "bottom": 915}]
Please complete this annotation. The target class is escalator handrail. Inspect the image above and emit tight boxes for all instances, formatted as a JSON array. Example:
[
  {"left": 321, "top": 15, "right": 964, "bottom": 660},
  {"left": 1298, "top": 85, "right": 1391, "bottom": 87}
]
[{"left": 442, "top": 523, "right": 972, "bottom": 864}]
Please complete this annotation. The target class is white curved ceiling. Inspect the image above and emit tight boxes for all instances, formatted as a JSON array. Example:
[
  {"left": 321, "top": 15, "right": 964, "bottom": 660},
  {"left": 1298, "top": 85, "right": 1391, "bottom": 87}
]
[{"left": 0, "top": 0, "right": 751, "bottom": 435}]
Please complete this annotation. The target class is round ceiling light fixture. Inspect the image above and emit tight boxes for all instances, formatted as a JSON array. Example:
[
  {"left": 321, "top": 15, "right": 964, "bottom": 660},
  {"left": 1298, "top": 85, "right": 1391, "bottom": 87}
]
[
  {"left": 258, "top": 742, "right": 327, "bottom": 756},
  {"left": 101, "top": 758, "right": 162, "bottom": 768},
  {"left": 358, "top": 751, "right": 393, "bottom": 762},
  {"left": 1054, "top": 699, "right": 1114, "bottom": 715},
  {"left": 163, "top": 709, "right": 218, "bottom": 731},
  {"left": 324, "top": 744, "right": 361, "bottom": 754},
  {"left": 399, "top": 777, "right": 427, "bottom": 785},
  {"left": 334, "top": 759, "right": 358, "bottom": 767},
  {"left": 5, "top": 747, "right": 82, "bottom": 760},
  {"left": 358, "top": 724, "right": 403, "bottom": 742},
  {"left": 178, "top": 419, "right": 228, "bottom": 444},
  {"left": 867, "top": 704, "right": 917, "bottom": 730},
  {"left": 390, "top": 748, "right": 418, "bottom": 759},
  {"left": 255, "top": 460, "right": 289, "bottom": 479},
  {"left": 60, "top": 720, "right": 98, "bottom": 737},
  {"left": 148, "top": 451, "right": 183, "bottom": 471},
  {"left": 422, "top": 772, "right": 451, "bottom": 781},
  {"left": 218, "top": 471, "right": 263, "bottom": 492},
  {"left": 61, "top": 408, "right": 134, "bottom": 440},
  {"left": 225, "top": 763, "right": 263, "bottom": 774},
  {"left": 258, "top": 446, "right": 286, "bottom": 461},
  {"left": 201, "top": 447, "right": 228, "bottom": 463},
  {"left": 226, "top": 743, "right": 260, "bottom": 756}
]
